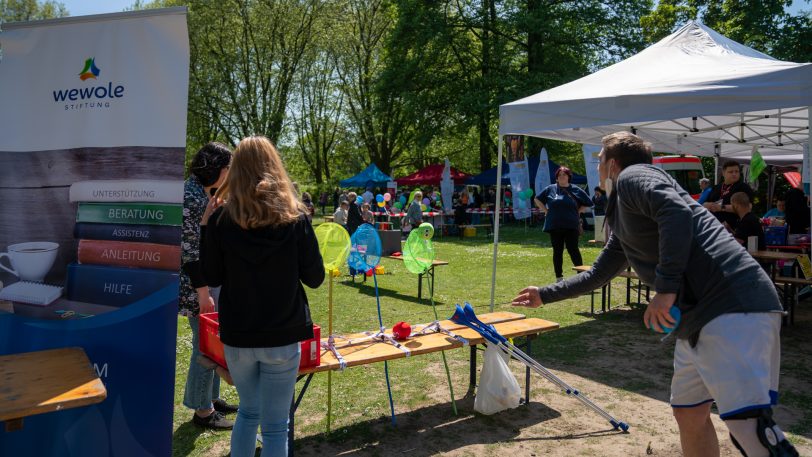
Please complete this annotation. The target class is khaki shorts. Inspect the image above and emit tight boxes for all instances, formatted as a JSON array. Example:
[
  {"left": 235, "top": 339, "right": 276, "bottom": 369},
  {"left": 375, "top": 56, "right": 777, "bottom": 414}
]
[{"left": 670, "top": 312, "right": 781, "bottom": 419}]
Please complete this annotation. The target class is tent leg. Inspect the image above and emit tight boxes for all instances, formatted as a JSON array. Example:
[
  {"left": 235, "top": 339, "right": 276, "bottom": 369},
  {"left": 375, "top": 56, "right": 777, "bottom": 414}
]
[
  {"left": 490, "top": 136, "right": 504, "bottom": 312},
  {"left": 807, "top": 107, "right": 811, "bottom": 237},
  {"left": 714, "top": 144, "right": 720, "bottom": 185}
]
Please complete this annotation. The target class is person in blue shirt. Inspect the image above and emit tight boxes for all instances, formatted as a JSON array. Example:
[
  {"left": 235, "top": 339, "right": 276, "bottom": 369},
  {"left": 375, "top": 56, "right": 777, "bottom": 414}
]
[
  {"left": 535, "top": 166, "right": 593, "bottom": 282},
  {"left": 763, "top": 198, "right": 786, "bottom": 219},
  {"left": 697, "top": 178, "right": 712, "bottom": 204}
]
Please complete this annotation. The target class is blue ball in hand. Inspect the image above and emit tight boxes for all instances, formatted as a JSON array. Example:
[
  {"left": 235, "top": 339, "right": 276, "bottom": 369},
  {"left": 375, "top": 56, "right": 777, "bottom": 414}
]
[{"left": 652, "top": 306, "right": 681, "bottom": 334}]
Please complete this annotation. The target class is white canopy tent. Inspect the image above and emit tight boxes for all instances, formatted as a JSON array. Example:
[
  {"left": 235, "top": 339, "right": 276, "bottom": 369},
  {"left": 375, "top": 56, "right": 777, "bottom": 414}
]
[{"left": 489, "top": 21, "right": 812, "bottom": 309}]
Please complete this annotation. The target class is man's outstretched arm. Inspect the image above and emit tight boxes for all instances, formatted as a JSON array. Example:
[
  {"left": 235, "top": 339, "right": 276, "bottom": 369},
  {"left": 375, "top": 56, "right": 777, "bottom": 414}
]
[{"left": 513, "top": 234, "right": 628, "bottom": 308}]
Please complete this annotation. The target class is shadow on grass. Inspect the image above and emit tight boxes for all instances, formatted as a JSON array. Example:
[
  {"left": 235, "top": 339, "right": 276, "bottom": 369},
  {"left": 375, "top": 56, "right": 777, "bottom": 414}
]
[
  {"left": 172, "top": 420, "right": 219, "bottom": 457},
  {"left": 288, "top": 390, "right": 629, "bottom": 456},
  {"left": 339, "top": 278, "right": 441, "bottom": 305}
]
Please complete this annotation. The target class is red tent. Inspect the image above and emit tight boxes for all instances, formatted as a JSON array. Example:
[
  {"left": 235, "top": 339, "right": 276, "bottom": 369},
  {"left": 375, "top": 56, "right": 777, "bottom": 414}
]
[{"left": 396, "top": 164, "right": 472, "bottom": 186}]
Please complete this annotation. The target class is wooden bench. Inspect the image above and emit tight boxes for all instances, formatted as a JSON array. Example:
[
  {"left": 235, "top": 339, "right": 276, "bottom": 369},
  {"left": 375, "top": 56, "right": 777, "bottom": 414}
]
[
  {"left": 289, "top": 312, "right": 559, "bottom": 455},
  {"left": 0, "top": 347, "right": 107, "bottom": 432},
  {"left": 572, "top": 265, "right": 650, "bottom": 314},
  {"left": 773, "top": 276, "right": 812, "bottom": 325},
  {"left": 385, "top": 255, "right": 449, "bottom": 299}
]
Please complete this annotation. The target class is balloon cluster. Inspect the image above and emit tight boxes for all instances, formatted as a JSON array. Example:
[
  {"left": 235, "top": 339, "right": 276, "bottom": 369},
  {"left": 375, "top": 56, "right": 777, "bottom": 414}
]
[{"left": 375, "top": 193, "right": 392, "bottom": 208}]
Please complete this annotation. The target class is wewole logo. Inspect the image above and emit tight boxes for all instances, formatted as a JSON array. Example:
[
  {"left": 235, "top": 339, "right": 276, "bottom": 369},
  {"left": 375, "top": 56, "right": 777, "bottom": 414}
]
[
  {"left": 53, "top": 57, "right": 125, "bottom": 110},
  {"left": 79, "top": 57, "right": 100, "bottom": 80}
]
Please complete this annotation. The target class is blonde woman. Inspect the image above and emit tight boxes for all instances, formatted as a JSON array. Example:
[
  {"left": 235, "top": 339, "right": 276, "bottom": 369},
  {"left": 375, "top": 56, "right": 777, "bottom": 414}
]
[{"left": 200, "top": 136, "right": 324, "bottom": 457}]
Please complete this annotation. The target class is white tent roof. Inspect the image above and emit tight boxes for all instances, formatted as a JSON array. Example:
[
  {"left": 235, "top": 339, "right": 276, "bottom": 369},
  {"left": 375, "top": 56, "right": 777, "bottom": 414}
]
[{"left": 500, "top": 21, "right": 812, "bottom": 162}]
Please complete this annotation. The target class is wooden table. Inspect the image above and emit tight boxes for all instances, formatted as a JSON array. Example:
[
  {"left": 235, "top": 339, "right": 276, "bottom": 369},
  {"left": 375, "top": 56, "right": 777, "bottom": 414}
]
[
  {"left": 323, "top": 215, "right": 335, "bottom": 223},
  {"left": 385, "top": 255, "right": 449, "bottom": 299},
  {"left": 0, "top": 347, "right": 107, "bottom": 431},
  {"left": 750, "top": 250, "right": 800, "bottom": 263},
  {"left": 288, "top": 312, "right": 558, "bottom": 456},
  {"left": 572, "top": 265, "right": 649, "bottom": 314},
  {"left": 750, "top": 250, "right": 802, "bottom": 281}
]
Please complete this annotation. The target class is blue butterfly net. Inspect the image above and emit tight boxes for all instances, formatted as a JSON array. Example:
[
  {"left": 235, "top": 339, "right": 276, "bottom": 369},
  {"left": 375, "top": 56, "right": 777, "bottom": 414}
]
[{"left": 348, "top": 223, "right": 382, "bottom": 272}]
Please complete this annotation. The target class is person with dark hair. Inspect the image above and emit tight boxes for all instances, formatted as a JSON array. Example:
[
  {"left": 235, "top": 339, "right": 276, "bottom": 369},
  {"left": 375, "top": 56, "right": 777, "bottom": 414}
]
[
  {"left": 345, "top": 191, "right": 364, "bottom": 235},
  {"left": 318, "top": 191, "right": 329, "bottom": 215},
  {"left": 784, "top": 186, "right": 809, "bottom": 234},
  {"left": 200, "top": 136, "right": 324, "bottom": 457},
  {"left": 704, "top": 161, "right": 754, "bottom": 230},
  {"left": 332, "top": 187, "right": 341, "bottom": 211},
  {"left": 535, "top": 166, "right": 593, "bottom": 282},
  {"left": 763, "top": 198, "right": 785, "bottom": 219},
  {"left": 513, "top": 131, "right": 797, "bottom": 457},
  {"left": 591, "top": 186, "right": 607, "bottom": 216},
  {"left": 730, "top": 192, "right": 765, "bottom": 251},
  {"left": 180, "top": 142, "right": 238, "bottom": 430}
]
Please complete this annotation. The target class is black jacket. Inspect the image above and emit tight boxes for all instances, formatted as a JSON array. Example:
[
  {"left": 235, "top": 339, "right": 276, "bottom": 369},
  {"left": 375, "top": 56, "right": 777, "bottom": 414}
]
[
  {"left": 201, "top": 209, "right": 325, "bottom": 347},
  {"left": 346, "top": 202, "right": 364, "bottom": 235}
]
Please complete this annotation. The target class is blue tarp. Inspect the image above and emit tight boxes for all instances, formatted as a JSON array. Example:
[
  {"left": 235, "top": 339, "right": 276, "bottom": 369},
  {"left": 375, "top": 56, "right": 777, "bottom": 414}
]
[
  {"left": 339, "top": 164, "right": 393, "bottom": 187},
  {"left": 466, "top": 157, "right": 587, "bottom": 187}
]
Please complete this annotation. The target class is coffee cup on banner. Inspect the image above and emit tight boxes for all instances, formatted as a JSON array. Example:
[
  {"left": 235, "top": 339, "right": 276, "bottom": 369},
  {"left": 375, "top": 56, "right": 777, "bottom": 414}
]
[{"left": 0, "top": 242, "right": 59, "bottom": 282}]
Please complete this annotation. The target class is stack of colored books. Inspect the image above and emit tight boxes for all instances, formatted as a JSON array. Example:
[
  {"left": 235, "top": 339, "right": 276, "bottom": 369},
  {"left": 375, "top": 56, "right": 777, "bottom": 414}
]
[{"left": 67, "top": 180, "right": 183, "bottom": 307}]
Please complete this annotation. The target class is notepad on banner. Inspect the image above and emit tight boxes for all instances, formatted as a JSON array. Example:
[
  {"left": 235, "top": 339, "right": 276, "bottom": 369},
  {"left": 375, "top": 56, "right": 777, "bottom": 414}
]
[{"left": 0, "top": 281, "right": 63, "bottom": 306}]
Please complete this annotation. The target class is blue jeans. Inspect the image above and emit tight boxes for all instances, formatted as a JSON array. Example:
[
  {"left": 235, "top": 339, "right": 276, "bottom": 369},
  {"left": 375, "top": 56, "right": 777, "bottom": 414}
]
[
  {"left": 183, "top": 315, "right": 221, "bottom": 410},
  {"left": 225, "top": 343, "right": 300, "bottom": 457}
]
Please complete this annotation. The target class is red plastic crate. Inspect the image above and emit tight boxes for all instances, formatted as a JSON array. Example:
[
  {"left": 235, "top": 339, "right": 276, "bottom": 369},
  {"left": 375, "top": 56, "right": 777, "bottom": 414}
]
[
  {"left": 198, "top": 312, "right": 321, "bottom": 370},
  {"left": 199, "top": 312, "right": 227, "bottom": 368}
]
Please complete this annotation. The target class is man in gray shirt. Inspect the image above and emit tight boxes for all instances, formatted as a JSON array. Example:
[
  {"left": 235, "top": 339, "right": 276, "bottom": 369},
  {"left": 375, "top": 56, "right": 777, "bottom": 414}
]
[{"left": 512, "top": 132, "right": 796, "bottom": 457}]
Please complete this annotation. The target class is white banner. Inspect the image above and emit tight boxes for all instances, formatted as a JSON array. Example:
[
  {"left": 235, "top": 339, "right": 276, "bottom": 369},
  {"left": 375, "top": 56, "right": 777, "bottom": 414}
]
[
  {"left": 0, "top": 10, "right": 189, "bottom": 151},
  {"left": 0, "top": 9, "right": 189, "bottom": 457},
  {"left": 582, "top": 144, "right": 602, "bottom": 195},
  {"left": 534, "top": 147, "right": 551, "bottom": 196},
  {"left": 441, "top": 158, "right": 453, "bottom": 212},
  {"left": 509, "top": 158, "right": 531, "bottom": 219}
]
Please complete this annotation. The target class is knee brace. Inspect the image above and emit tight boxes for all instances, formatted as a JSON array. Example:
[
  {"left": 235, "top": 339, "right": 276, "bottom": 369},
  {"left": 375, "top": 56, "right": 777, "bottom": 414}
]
[{"left": 725, "top": 408, "right": 799, "bottom": 457}]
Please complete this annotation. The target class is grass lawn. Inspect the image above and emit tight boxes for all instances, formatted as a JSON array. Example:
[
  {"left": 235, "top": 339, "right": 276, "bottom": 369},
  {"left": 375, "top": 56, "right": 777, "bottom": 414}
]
[{"left": 171, "top": 218, "right": 812, "bottom": 456}]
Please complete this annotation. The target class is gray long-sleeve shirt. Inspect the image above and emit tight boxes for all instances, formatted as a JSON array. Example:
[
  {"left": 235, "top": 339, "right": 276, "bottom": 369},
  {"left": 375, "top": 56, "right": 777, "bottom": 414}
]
[{"left": 539, "top": 164, "right": 781, "bottom": 339}]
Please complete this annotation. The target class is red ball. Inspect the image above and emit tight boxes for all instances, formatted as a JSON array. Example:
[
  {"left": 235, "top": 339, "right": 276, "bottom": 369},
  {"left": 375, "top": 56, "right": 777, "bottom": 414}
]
[{"left": 392, "top": 321, "right": 411, "bottom": 340}]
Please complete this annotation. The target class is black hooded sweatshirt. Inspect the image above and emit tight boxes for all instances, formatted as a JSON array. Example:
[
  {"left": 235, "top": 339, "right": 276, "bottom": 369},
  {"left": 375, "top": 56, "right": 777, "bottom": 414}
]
[{"left": 200, "top": 208, "right": 325, "bottom": 347}]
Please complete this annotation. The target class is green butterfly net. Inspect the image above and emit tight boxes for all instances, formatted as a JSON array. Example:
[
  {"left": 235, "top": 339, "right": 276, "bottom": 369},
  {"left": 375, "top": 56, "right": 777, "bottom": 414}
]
[
  {"left": 315, "top": 222, "right": 351, "bottom": 273},
  {"left": 403, "top": 222, "right": 435, "bottom": 274}
]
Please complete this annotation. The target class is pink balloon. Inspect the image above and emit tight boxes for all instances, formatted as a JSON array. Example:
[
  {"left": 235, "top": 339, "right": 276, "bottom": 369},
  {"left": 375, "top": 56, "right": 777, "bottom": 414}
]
[{"left": 384, "top": 193, "right": 392, "bottom": 201}]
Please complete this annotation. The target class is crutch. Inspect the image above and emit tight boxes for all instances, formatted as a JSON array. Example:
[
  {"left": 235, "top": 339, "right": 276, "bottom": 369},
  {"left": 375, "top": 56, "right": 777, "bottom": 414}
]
[{"left": 450, "top": 302, "right": 629, "bottom": 432}]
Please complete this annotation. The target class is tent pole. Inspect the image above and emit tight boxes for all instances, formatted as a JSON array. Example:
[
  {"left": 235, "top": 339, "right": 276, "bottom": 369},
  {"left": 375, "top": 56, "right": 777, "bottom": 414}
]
[
  {"left": 807, "top": 106, "right": 811, "bottom": 237},
  {"left": 714, "top": 143, "right": 720, "bottom": 185},
  {"left": 767, "top": 166, "right": 775, "bottom": 208},
  {"left": 490, "top": 136, "right": 504, "bottom": 312}
]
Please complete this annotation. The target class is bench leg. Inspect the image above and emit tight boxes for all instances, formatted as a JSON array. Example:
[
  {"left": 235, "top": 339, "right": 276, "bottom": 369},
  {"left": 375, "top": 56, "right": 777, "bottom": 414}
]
[
  {"left": 4, "top": 418, "right": 23, "bottom": 432},
  {"left": 469, "top": 344, "right": 478, "bottom": 389},
  {"left": 289, "top": 373, "right": 314, "bottom": 457},
  {"left": 418, "top": 273, "right": 423, "bottom": 299},
  {"left": 523, "top": 337, "right": 533, "bottom": 404},
  {"left": 626, "top": 276, "right": 631, "bottom": 305}
]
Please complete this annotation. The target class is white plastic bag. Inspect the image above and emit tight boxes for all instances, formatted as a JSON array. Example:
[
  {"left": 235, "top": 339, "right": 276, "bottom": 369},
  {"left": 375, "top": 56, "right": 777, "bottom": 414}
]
[{"left": 474, "top": 344, "right": 521, "bottom": 415}]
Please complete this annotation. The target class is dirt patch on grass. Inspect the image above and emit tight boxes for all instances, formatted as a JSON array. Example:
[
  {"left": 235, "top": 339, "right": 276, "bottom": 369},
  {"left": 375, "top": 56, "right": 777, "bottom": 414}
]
[{"left": 288, "top": 306, "right": 812, "bottom": 456}]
